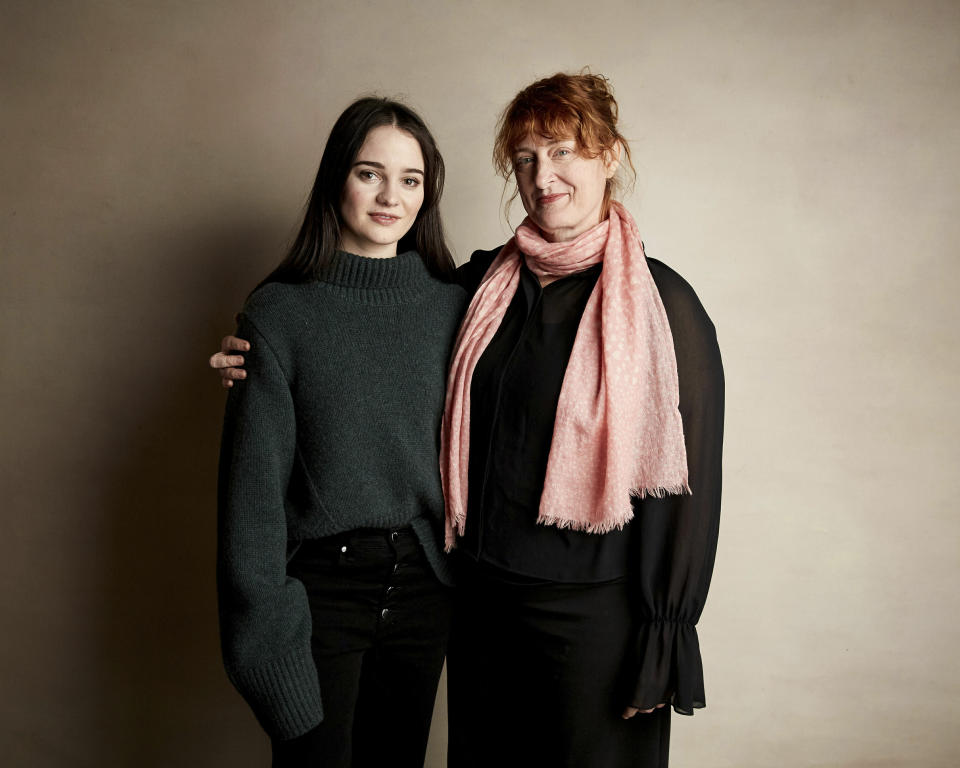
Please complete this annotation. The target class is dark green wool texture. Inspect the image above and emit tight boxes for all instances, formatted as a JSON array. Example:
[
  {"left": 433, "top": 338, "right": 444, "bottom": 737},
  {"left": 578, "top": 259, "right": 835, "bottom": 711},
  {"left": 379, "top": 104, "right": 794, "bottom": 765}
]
[{"left": 217, "top": 250, "right": 466, "bottom": 740}]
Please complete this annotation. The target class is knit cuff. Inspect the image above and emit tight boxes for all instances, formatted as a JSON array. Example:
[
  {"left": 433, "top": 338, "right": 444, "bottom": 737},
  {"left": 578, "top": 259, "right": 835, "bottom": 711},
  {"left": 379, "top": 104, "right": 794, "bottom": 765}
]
[{"left": 230, "top": 648, "right": 323, "bottom": 740}]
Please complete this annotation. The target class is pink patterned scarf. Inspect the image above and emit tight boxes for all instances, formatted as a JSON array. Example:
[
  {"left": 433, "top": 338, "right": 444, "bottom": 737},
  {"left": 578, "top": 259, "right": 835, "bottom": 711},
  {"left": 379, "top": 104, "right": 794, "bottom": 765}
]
[{"left": 440, "top": 201, "right": 689, "bottom": 550}]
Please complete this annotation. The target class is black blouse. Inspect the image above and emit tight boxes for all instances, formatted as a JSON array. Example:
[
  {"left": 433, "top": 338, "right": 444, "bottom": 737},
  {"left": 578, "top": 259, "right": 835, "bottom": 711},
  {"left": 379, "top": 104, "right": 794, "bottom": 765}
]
[
  {"left": 458, "top": 260, "right": 633, "bottom": 582},
  {"left": 454, "top": 246, "right": 724, "bottom": 713}
]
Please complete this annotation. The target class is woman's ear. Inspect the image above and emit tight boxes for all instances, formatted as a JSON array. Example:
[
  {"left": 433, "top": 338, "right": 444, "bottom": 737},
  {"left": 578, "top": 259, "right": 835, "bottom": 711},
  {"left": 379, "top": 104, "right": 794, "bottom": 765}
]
[{"left": 604, "top": 142, "right": 621, "bottom": 179}]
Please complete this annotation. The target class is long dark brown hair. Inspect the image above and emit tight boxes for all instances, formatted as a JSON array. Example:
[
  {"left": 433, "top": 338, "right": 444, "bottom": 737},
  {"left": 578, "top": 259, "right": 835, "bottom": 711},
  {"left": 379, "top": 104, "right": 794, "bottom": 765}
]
[{"left": 262, "top": 97, "right": 455, "bottom": 285}]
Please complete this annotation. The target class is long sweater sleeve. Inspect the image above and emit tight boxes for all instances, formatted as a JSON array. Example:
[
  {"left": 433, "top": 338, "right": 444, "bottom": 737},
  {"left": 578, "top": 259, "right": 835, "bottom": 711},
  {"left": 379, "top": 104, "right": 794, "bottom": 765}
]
[
  {"left": 628, "top": 262, "right": 724, "bottom": 714},
  {"left": 216, "top": 317, "right": 322, "bottom": 740}
]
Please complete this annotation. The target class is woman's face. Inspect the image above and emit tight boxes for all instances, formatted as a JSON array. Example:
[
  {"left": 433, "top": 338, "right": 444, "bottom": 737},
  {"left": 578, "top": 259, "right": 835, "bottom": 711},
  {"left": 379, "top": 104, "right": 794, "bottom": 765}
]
[
  {"left": 339, "top": 125, "right": 426, "bottom": 258},
  {"left": 513, "top": 133, "right": 618, "bottom": 243}
]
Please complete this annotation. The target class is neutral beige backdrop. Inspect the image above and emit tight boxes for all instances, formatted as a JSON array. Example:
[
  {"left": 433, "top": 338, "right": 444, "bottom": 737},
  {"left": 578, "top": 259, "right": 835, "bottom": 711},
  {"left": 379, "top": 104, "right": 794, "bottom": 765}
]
[{"left": 2, "top": 1, "right": 958, "bottom": 766}]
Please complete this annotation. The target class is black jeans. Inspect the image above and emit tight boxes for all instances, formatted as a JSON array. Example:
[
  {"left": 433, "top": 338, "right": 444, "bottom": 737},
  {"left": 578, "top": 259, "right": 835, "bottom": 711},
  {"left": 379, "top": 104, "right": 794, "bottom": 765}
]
[
  {"left": 274, "top": 527, "right": 452, "bottom": 768},
  {"left": 447, "top": 563, "right": 670, "bottom": 768}
]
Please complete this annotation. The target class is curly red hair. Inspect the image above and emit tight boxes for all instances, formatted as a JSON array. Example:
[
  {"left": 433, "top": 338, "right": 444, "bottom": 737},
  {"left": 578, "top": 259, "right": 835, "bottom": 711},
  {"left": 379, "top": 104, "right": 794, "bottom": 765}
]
[{"left": 493, "top": 71, "right": 635, "bottom": 217}]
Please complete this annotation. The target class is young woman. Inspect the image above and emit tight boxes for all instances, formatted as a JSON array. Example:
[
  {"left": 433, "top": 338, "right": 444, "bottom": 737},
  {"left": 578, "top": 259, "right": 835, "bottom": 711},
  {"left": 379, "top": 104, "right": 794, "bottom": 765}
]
[
  {"left": 215, "top": 97, "right": 466, "bottom": 768},
  {"left": 215, "top": 73, "right": 724, "bottom": 768}
]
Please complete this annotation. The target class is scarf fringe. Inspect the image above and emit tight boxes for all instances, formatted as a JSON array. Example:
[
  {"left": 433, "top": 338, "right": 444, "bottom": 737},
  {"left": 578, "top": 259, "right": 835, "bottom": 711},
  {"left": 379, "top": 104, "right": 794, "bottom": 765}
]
[
  {"left": 629, "top": 482, "right": 693, "bottom": 500},
  {"left": 535, "top": 513, "right": 632, "bottom": 534},
  {"left": 444, "top": 512, "right": 465, "bottom": 552},
  {"left": 535, "top": 483, "right": 693, "bottom": 534}
]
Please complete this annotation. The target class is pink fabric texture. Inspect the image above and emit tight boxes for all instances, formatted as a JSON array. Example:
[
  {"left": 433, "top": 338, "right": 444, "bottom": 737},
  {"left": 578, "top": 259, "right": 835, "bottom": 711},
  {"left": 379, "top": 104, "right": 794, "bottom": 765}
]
[{"left": 440, "top": 202, "right": 689, "bottom": 550}]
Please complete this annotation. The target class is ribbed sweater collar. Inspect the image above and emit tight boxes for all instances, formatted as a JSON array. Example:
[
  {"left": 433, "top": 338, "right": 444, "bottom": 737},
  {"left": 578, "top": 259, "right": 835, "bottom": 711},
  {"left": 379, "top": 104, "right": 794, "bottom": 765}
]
[{"left": 315, "top": 250, "right": 433, "bottom": 304}]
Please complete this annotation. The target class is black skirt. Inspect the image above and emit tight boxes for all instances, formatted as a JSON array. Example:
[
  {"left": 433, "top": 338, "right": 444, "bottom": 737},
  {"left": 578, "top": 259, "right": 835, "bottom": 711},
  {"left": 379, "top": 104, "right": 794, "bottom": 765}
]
[{"left": 447, "top": 562, "right": 670, "bottom": 768}]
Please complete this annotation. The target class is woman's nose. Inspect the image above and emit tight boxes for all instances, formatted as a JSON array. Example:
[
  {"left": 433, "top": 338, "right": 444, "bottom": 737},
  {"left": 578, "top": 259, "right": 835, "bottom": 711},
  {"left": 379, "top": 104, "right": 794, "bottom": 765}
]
[
  {"left": 376, "top": 182, "right": 399, "bottom": 206},
  {"left": 534, "top": 159, "right": 555, "bottom": 188}
]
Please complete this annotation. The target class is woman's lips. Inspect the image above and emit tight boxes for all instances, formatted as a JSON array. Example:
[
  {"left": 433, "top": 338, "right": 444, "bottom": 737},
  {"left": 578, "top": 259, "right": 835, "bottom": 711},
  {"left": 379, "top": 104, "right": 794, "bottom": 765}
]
[
  {"left": 537, "top": 193, "right": 566, "bottom": 206},
  {"left": 369, "top": 212, "right": 401, "bottom": 225}
]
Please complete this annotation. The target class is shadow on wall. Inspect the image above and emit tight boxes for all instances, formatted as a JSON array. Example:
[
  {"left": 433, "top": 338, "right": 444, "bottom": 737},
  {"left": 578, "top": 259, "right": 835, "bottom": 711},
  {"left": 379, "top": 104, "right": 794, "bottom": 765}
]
[{"left": 90, "top": 219, "right": 282, "bottom": 767}]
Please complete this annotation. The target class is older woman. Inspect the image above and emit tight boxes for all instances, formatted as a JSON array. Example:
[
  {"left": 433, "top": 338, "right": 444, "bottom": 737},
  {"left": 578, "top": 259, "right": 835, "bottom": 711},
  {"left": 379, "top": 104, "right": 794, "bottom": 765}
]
[
  {"left": 213, "top": 72, "right": 723, "bottom": 768},
  {"left": 440, "top": 73, "right": 723, "bottom": 768}
]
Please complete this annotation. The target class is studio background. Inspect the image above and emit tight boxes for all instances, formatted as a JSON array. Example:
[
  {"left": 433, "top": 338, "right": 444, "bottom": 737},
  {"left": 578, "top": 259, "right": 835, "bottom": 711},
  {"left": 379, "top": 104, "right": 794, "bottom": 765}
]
[{"left": 2, "top": 1, "right": 958, "bottom": 766}]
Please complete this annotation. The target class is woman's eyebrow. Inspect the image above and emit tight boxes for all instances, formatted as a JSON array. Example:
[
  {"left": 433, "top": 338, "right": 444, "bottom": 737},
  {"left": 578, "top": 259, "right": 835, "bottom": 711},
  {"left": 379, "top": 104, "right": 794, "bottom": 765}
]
[
  {"left": 514, "top": 139, "right": 568, "bottom": 154},
  {"left": 353, "top": 159, "right": 424, "bottom": 175}
]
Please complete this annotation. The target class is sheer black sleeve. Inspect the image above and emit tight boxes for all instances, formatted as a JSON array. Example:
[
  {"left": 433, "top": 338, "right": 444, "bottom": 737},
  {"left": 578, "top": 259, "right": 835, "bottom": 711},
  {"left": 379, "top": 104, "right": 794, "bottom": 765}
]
[
  {"left": 454, "top": 246, "right": 503, "bottom": 298},
  {"left": 628, "top": 259, "right": 724, "bottom": 715}
]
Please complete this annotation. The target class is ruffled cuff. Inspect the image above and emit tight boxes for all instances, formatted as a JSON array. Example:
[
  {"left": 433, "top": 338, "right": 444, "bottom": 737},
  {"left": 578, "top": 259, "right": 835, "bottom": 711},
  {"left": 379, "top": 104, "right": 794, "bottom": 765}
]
[
  {"left": 230, "top": 647, "right": 324, "bottom": 740},
  {"left": 630, "top": 619, "right": 705, "bottom": 715}
]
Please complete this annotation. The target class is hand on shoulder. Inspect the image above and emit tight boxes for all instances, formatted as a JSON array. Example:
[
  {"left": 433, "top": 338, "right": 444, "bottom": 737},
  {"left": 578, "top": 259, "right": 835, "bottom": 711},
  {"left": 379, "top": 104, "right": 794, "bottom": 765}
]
[{"left": 210, "top": 335, "right": 250, "bottom": 388}]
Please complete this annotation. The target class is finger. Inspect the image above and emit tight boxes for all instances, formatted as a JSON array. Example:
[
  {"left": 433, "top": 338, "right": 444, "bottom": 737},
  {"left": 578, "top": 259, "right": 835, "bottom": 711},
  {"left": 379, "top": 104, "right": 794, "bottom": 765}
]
[
  {"left": 623, "top": 704, "right": 664, "bottom": 719},
  {"left": 222, "top": 367, "right": 247, "bottom": 381},
  {"left": 209, "top": 353, "right": 245, "bottom": 370},
  {"left": 221, "top": 378, "right": 234, "bottom": 389},
  {"left": 220, "top": 335, "right": 251, "bottom": 354}
]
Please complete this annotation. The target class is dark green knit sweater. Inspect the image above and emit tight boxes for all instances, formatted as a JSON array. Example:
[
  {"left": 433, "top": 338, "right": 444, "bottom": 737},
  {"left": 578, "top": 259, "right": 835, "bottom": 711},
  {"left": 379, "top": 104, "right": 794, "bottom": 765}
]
[{"left": 217, "top": 250, "right": 467, "bottom": 740}]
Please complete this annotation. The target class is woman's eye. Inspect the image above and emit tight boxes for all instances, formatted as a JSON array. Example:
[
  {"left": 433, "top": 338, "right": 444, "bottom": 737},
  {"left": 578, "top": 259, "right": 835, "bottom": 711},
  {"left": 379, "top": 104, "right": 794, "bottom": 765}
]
[
  {"left": 359, "top": 170, "right": 379, "bottom": 181},
  {"left": 514, "top": 156, "right": 534, "bottom": 169},
  {"left": 403, "top": 177, "right": 421, "bottom": 187},
  {"left": 556, "top": 148, "right": 572, "bottom": 158}
]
